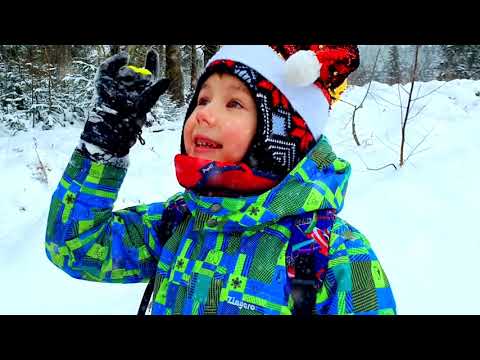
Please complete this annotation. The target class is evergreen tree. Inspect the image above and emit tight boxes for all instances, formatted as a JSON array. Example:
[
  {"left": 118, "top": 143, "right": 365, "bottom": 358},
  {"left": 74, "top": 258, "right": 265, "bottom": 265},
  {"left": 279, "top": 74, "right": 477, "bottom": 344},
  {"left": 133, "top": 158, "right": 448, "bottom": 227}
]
[
  {"left": 387, "top": 45, "right": 401, "bottom": 85},
  {"left": 438, "top": 45, "right": 480, "bottom": 80},
  {"left": 203, "top": 45, "right": 220, "bottom": 65}
]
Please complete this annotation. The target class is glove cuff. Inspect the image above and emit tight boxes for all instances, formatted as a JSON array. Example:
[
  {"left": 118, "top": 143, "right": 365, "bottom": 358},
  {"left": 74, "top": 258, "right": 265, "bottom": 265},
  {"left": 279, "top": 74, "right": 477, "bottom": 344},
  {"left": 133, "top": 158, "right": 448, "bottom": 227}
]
[{"left": 76, "top": 139, "right": 130, "bottom": 169}]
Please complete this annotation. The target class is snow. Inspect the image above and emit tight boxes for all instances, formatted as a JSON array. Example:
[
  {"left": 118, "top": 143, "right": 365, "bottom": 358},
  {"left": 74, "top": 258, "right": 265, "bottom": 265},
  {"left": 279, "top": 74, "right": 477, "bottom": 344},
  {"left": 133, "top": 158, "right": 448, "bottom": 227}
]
[{"left": 1, "top": 79, "right": 479, "bottom": 314}]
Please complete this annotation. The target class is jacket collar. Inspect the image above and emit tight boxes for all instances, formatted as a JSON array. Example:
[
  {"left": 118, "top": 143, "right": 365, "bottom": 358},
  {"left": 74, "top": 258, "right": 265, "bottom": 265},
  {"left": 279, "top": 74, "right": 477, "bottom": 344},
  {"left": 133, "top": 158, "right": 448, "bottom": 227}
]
[{"left": 182, "top": 136, "right": 351, "bottom": 232}]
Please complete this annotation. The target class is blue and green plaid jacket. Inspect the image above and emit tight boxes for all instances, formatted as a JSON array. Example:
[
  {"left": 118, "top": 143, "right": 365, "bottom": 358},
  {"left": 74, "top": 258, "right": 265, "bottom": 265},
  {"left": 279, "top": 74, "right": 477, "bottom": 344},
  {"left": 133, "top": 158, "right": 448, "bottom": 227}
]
[{"left": 45, "top": 137, "right": 396, "bottom": 315}]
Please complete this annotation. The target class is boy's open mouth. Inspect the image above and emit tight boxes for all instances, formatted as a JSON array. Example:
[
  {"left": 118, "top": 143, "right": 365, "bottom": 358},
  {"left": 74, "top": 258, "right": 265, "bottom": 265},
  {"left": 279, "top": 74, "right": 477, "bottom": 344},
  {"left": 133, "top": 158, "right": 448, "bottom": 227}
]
[{"left": 194, "top": 136, "right": 223, "bottom": 150}]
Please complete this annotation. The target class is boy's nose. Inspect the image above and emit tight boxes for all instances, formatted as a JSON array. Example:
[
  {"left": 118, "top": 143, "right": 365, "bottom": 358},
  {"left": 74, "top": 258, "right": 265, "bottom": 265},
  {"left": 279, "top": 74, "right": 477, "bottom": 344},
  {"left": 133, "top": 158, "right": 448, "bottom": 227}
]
[{"left": 196, "top": 106, "right": 217, "bottom": 127}]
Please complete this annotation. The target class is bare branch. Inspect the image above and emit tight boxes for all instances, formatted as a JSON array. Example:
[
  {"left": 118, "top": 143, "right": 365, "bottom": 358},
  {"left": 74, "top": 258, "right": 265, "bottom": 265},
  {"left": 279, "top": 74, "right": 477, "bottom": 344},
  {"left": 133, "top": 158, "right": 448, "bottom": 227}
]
[
  {"left": 367, "top": 163, "right": 398, "bottom": 171},
  {"left": 412, "top": 82, "right": 448, "bottom": 101},
  {"left": 408, "top": 103, "right": 428, "bottom": 121},
  {"left": 417, "top": 83, "right": 422, "bottom": 97},
  {"left": 354, "top": 149, "right": 398, "bottom": 171},
  {"left": 405, "top": 146, "right": 432, "bottom": 160},
  {"left": 336, "top": 98, "right": 357, "bottom": 108},
  {"left": 399, "top": 83, "right": 410, "bottom": 96},
  {"left": 374, "top": 135, "right": 398, "bottom": 155},
  {"left": 350, "top": 48, "right": 382, "bottom": 146},
  {"left": 370, "top": 91, "right": 404, "bottom": 108},
  {"left": 343, "top": 117, "right": 352, "bottom": 130},
  {"left": 353, "top": 151, "right": 370, "bottom": 170},
  {"left": 33, "top": 137, "right": 48, "bottom": 185},
  {"left": 397, "top": 84, "right": 404, "bottom": 125},
  {"left": 368, "top": 91, "right": 385, "bottom": 107},
  {"left": 351, "top": 108, "right": 361, "bottom": 146},
  {"left": 359, "top": 49, "right": 381, "bottom": 109},
  {"left": 405, "top": 128, "right": 435, "bottom": 162}
]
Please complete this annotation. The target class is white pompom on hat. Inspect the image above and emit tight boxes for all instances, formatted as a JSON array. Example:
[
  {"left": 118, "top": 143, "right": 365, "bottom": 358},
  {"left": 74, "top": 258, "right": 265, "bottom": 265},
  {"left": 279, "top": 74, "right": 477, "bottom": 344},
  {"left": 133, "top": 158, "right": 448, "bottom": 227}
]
[{"left": 284, "top": 50, "right": 322, "bottom": 87}]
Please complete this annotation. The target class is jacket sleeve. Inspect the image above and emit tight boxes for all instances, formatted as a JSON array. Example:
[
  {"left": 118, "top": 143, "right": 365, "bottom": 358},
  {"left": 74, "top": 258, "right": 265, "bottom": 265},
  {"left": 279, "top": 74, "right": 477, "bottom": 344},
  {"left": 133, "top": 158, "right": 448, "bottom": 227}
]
[
  {"left": 315, "top": 217, "right": 397, "bottom": 315},
  {"left": 45, "top": 149, "right": 178, "bottom": 284}
]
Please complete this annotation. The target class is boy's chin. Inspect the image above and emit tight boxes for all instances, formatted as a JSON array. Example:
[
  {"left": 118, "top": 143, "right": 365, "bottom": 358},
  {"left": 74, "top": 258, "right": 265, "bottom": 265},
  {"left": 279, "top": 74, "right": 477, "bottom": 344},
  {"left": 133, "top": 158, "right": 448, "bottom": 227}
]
[
  {"left": 187, "top": 150, "right": 233, "bottom": 164},
  {"left": 189, "top": 150, "right": 220, "bottom": 161}
]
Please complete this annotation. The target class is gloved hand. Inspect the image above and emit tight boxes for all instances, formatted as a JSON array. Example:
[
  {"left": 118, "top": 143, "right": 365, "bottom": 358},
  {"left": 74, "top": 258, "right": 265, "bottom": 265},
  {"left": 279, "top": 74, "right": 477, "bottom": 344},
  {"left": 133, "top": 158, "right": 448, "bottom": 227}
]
[{"left": 80, "top": 49, "right": 170, "bottom": 158}]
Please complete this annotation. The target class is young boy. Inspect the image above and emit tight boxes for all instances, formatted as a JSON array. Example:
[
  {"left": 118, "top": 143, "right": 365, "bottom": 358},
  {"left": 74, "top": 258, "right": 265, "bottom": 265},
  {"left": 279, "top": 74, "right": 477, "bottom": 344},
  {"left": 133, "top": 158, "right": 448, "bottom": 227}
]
[{"left": 45, "top": 45, "right": 396, "bottom": 315}]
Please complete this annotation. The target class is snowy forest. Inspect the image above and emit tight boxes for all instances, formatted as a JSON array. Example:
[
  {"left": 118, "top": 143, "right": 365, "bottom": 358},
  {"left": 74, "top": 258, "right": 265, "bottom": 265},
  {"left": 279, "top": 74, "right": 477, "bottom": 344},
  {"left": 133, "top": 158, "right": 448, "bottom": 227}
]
[
  {"left": 1, "top": 44, "right": 480, "bottom": 315},
  {"left": 1, "top": 45, "right": 479, "bottom": 136}
]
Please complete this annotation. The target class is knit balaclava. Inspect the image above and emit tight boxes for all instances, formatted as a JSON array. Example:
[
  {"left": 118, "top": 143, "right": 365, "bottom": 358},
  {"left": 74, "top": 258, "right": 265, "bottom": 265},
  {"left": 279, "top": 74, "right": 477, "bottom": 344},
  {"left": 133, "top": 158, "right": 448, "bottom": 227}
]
[{"left": 175, "top": 45, "right": 359, "bottom": 196}]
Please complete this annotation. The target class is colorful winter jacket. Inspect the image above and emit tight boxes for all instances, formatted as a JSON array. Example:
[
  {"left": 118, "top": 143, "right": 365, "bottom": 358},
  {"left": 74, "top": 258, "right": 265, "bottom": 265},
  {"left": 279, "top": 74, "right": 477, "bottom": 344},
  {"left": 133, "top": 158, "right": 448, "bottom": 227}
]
[{"left": 45, "top": 136, "right": 396, "bottom": 315}]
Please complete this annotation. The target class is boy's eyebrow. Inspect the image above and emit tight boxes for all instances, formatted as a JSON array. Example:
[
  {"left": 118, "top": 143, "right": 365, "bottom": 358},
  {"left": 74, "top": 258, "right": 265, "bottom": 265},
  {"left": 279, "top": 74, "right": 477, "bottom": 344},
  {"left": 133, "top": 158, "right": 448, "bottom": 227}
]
[
  {"left": 199, "top": 82, "right": 250, "bottom": 96},
  {"left": 227, "top": 84, "right": 250, "bottom": 95}
]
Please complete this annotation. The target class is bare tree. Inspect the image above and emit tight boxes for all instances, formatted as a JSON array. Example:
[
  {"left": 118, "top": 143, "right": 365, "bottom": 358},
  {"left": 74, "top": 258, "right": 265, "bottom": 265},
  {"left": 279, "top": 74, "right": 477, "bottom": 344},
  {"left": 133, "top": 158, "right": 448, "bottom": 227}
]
[
  {"left": 367, "top": 46, "right": 446, "bottom": 169},
  {"left": 55, "top": 45, "right": 72, "bottom": 81},
  {"left": 157, "top": 45, "right": 165, "bottom": 77},
  {"left": 345, "top": 46, "right": 440, "bottom": 172},
  {"left": 190, "top": 45, "right": 198, "bottom": 91},
  {"left": 165, "top": 45, "right": 185, "bottom": 106},
  {"left": 400, "top": 45, "right": 421, "bottom": 167},
  {"left": 340, "top": 48, "right": 381, "bottom": 146}
]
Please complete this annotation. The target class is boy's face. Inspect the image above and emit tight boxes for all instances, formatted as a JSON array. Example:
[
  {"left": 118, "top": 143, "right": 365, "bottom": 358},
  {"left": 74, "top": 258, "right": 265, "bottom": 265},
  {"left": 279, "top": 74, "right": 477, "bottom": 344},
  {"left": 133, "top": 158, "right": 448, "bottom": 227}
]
[{"left": 183, "top": 73, "right": 257, "bottom": 163}]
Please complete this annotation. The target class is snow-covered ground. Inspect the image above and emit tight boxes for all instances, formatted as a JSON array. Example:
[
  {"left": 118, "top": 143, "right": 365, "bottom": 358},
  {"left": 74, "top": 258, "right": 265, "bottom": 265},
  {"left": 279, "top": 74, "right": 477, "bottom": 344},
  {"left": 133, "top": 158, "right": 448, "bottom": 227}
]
[{"left": 1, "top": 79, "right": 479, "bottom": 314}]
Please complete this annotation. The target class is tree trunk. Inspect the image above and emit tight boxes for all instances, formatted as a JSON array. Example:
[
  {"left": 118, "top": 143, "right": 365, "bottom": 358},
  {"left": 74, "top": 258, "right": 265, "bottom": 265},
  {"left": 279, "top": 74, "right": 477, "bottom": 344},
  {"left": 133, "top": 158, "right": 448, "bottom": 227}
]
[
  {"left": 400, "top": 45, "right": 421, "bottom": 167},
  {"left": 351, "top": 107, "right": 361, "bottom": 146},
  {"left": 96, "top": 45, "right": 107, "bottom": 64},
  {"left": 28, "top": 47, "right": 35, "bottom": 128},
  {"left": 203, "top": 45, "right": 220, "bottom": 65},
  {"left": 156, "top": 45, "right": 165, "bottom": 77},
  {"left": 44, "top": 47, "right": 52, "bottom": 110},
  {"left": 190, "top": 45, "right": 198, "bottom": 91},
  {"left": 55, "top": 45, "right": 72, "bottom": 81},
  {"left": 165, "top": 45, "right": 184, "bottom": 106},
  {"left": 109, "top": 45, "right": 120, "bottom": 56}
]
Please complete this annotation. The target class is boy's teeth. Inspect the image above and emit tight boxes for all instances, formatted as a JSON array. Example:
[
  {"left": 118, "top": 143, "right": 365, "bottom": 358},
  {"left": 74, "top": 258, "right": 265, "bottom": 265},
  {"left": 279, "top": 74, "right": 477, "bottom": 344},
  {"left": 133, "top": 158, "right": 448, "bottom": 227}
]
[{"left": 196, "top": 140, "right": 221, "bottom": 148}]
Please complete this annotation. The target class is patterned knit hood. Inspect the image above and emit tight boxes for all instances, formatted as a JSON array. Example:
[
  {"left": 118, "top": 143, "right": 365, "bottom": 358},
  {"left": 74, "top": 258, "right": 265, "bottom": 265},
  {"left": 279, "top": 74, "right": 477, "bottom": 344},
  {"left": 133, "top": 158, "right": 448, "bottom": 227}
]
[{"left": 176, "top": 45, "right": 359, "bottom": 197}]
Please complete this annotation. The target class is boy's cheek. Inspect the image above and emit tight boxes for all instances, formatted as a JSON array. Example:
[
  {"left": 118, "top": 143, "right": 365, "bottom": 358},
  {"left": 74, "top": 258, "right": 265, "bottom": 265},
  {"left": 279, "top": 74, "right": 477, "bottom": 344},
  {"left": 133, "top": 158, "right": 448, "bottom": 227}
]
[
  {"left": 185, "top": 137, "right": 195, "bottom": 156},
  {"left": 223, "top": 139, "right": 250, "bottom": 162},
  {"left": 183, "top": 122, "right": 194, "bottom": 154},
  {"left": 184, "top": 142, "right": 192, "bottom": 156}
]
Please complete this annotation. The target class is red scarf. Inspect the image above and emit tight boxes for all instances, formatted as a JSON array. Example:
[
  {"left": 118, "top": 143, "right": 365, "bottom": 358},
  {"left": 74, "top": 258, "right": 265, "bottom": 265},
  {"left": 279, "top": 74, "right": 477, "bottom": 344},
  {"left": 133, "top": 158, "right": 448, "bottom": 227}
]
[{"left": 174, "top": 154, "right": 279, "bottom": 196}]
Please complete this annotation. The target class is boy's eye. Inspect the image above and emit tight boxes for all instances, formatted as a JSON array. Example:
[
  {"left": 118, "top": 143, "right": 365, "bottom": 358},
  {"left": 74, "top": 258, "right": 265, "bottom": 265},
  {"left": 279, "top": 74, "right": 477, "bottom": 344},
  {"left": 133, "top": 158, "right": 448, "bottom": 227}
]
[
  {"left": 198, "top": 97, "right": 210, "bottom": 106},
  {"left": 227, "top": 100, "right": 244, "bottom": 109}
]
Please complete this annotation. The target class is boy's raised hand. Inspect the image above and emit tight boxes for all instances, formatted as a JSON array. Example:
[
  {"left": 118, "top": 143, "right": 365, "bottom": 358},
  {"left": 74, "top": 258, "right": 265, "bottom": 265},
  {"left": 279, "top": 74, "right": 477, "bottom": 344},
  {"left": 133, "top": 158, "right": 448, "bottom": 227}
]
[{"left": 81, "top": 49, "right": 170, "bottom": 158}]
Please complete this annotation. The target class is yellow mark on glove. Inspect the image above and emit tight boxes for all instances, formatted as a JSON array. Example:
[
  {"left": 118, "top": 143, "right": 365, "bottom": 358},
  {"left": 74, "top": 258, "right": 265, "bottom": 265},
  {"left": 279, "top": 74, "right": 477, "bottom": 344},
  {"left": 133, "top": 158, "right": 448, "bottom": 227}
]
[{"left": 127, "top": 65, "right": 152, "bottom": 76}]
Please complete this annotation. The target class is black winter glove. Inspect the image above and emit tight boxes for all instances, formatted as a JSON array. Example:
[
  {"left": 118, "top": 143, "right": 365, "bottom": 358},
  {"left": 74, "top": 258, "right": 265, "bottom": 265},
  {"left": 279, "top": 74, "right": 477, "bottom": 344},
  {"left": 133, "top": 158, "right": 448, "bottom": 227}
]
[{"left": 80, "top": 49, "right": 170, "bottom": 158}]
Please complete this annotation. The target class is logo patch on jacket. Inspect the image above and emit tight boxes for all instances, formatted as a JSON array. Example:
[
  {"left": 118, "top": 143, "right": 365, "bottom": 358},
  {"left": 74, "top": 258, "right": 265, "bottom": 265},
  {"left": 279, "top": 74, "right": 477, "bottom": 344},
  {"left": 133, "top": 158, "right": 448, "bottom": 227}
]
[{"left": 226, "top": 296, "right": 256, "bottom": 311}]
